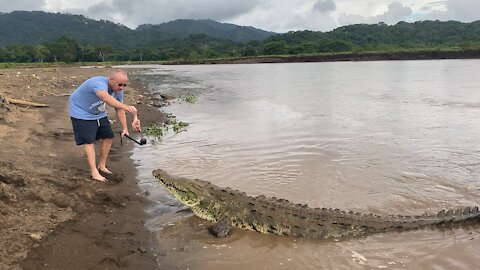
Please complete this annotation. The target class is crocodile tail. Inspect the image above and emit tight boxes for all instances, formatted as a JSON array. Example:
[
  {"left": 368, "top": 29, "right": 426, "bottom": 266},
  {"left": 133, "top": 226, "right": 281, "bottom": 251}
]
[
  {"left": 435, "top": 206, "right": 480, "bottom": 224},
  {"left": 400, "top": 206, "right": 480, "bottom": 229},
  {"left": 376, "top": 206, "right": 480, "bottom": 231}
]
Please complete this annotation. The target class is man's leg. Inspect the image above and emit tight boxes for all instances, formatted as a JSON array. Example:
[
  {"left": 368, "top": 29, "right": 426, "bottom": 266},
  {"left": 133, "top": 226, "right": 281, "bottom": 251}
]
[
  {"left": 84, "top": 143, "right": 106, "bottom": 182},
  {"left": 98, "top": 138, "right": 113, "bottom": 174}
]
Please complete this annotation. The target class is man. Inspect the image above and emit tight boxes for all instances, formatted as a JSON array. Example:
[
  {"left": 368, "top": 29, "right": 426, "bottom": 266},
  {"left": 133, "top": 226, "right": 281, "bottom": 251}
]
[{"left": 69, "top": 69, "right": 141, "bottom": 182}]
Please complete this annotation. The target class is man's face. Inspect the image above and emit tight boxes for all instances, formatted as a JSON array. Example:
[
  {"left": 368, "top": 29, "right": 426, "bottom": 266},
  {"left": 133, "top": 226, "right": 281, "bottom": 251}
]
[{"left": 109, "top": 74, "right": 128, "bottom": 92}]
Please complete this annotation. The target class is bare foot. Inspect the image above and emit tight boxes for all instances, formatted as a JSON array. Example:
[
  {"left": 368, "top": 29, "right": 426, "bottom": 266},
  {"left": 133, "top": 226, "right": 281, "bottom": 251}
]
[
  {"left": 91, "top": 173, "right": 107, "bottom": 182},
  {"left": 98, "top": 166, "right": 113, "bottom": 175}
]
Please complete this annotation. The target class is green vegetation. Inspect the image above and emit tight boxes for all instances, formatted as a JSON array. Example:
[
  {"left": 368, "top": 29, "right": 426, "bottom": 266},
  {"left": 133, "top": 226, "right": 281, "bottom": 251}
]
[
  {"left": 183, "top": 93, "right": 197, "bottom": 103},
  {"left": 168, "top": 119, "right": 189, "bottom": 133},
  {"left": 143, "top": 123, "right": 164, "bottom": 138},
  {"left": 0, "top": 11, "right": 479, "bottom": 63},
  {"left": 143, "top": 117, "right": 190, "bottom": 139}
]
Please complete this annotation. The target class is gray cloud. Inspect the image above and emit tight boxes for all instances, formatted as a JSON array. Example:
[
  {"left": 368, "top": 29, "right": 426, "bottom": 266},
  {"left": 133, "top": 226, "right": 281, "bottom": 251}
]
[
  {"left": 422, "top": 1, "right": 447, "bottom": 11},
  {"left": 226, "top": 0, "right": 339, "bottom": 32},
  {"left": 0, "top": 0, "right": 46, "bottom": 12},
  {"left": 418, "top": 0, "right": 479, "bottom": 23},
  {"left": 337, "top": 14, "right": 366, "bottom": 27},
  {"left": 281, "top": 11, "right": 337, "bottom": 32},
  {"left": 82, "top": 1, "right": 117, "bottom": 23},
  {"left": 375, "top": 2, "right": 412, "bottom": 24},
  {"left": 338, "top": 1, "right": 412, "bottom": 26},
  {"left": 446, "top": 0, "right": 479, "bottom": 22},
  {"left": 313, "top": 0, "right": 336, "bottom": 14},
  {"left": 79, "top": 0, "right": 264, "bottom": 29}
]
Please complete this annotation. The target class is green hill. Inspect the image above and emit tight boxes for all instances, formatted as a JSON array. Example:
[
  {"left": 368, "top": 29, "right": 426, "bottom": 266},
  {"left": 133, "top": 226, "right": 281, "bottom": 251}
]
[
  {"left": 259, "top": 20, "right": 480, "bottom": 55},
  {"left": 0, "top": 11, "right": 276, "bottom": 49},
  {"left": 0, "top": 11, "right": 133, "bottom": 48},
  {"left": 136, "top": 19, "right": 275, "bottom": 43}
]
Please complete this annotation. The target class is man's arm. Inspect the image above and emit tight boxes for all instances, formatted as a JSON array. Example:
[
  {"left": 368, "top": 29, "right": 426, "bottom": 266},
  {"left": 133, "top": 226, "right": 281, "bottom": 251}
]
[
  {"left": 96, "top": 90, "right": 137, "bottom": 115},
  {"left": 115, "top": 107, "right": 129, "bottom": 136},
  {"left": 115, "top": 107, "right": 141, "bottom": 136},
  {"left": 96, "top": 90, "right": 141, "bottom": 135}
]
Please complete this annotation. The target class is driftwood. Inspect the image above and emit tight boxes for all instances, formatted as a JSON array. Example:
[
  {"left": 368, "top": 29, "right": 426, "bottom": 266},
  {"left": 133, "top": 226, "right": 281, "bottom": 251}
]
[
  {"left": 0, "top": 93, "right": 49, "bottom": 108},
  {"left": 43, "top": 89, "right": 71, "bottom": 97}
]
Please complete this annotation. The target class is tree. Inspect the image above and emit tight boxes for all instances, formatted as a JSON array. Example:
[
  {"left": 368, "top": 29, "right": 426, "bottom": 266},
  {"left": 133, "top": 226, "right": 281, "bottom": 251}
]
[
  {"left": 5, "top": 45, "right": 34, "bottom": 62},
  {"left": 95, "top": 44, "right": 114, "bottom": 62},
  {"left": 242, "top": 47, "right": 257, "bottom": 57},
  {"left": 0, "top": 47, "right": 6, "bottom": 61},
  {"left": 78, "top": 44, "right": 97, "bottom": 62},
  {"left": 46, "top": 36, "right": 79, "bottom": 62},
  {"left": 33, "top": 45, "right": 50, "bottom": 62},
  {"left": 262, "top": 40, "right": 287, "bottom": 55},
  {"left": 318, "top": 41, "right": 353, "bottom": 53}
]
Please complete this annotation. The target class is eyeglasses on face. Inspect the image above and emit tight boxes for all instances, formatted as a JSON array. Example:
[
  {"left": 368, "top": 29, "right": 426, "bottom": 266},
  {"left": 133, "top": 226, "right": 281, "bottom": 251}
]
[{"left": 118, "top": 83, "right": 128, "bottom": 87}]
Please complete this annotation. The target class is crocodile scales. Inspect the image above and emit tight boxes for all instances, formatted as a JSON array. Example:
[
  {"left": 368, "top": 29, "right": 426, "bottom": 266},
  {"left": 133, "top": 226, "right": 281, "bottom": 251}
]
[{"left": 153, "top": 169, "right": 480, "bottom": 238}]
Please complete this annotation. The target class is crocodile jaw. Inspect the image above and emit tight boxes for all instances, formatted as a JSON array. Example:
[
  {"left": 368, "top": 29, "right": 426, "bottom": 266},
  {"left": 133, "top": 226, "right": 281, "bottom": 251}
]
[{"left": 154, "top": 169, "right": 201, "bottom": 207}]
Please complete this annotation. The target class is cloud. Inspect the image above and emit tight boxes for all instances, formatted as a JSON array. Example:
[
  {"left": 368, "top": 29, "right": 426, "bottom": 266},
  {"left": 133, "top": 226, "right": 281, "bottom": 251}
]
[
  {"left": 416, "top": 0, "right": 479, "bottom": 22},
  {"left": 421, "top": 1, "right": 447, "bottom": 11},
  {"left": 376, "top": 2, "right": 412, "bottom": 24},
  {"left": 226, "top": 0, "right": 339, "bottom": 33},
  {"left": 78, "top": 0, "right": 264, "bottom": 29},
  {"left": 283, "top": 12, "right": 338, "bottom": 32},
  {"left": 338, "top": 1, "right": 412, "bottom": 26},
  {"left": 0, "top": 0, "right": 46, "bottom": 12},
  {"left": 43, "top": 0, "right": 101, "bottom": 11},
  {"left": 446, "top": 0, "right": 480, "bottom": 22},
  {"left": 313, "top": 0, "right": 336, "bottom": 14},
  {"left": 337, "top": 14, "right": 366, "bottom": 27}
]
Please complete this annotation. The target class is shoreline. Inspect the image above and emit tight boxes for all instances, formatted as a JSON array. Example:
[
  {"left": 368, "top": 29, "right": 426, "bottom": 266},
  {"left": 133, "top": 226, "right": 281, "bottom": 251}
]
[{"left": 0, "top": 66, "right": 167, "bottom": 269}]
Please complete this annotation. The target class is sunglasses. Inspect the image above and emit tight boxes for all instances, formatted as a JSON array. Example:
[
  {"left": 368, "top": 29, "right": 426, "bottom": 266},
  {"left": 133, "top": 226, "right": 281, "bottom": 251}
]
[{"left": 118, "top": 83, "right": 128, "bottom": 87}]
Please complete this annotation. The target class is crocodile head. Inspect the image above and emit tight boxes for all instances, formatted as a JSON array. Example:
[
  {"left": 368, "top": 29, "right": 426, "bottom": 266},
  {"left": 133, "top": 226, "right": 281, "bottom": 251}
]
[
  {"left": 153, "top": 169, "right": 207, "bottom": 206},
  {"left": 153, "top": 169, "right": 223, "bottom": 220}
]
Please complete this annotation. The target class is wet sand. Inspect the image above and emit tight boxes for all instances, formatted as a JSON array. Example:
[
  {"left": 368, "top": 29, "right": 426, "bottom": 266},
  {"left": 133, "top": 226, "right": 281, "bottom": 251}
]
[{"left": 0, "top": 66, "right": 168, "bottom": 269}]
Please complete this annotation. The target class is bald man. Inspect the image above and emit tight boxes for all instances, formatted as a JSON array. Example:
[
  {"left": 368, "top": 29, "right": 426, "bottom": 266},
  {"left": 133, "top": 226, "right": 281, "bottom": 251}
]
[{"left": 69, "top": 69, "right": 141, "bottom": 182}]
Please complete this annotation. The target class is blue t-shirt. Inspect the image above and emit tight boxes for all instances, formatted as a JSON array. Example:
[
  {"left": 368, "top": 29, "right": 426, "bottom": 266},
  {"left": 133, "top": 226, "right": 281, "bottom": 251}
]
[{"left": 69, "top": 76, "right": 124, "bottom": 120}]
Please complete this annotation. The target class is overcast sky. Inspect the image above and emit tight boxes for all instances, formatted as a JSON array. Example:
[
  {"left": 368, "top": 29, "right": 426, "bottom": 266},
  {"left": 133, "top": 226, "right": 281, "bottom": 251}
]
[{"left": 1, "top": 0, "right": 479, "bottom": 33}]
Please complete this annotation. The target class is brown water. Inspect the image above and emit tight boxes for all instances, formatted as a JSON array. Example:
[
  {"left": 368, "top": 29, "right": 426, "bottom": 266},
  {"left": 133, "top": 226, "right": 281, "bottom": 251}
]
[{"left": 129, "top": 60, "right": 480, "bottom": 269}]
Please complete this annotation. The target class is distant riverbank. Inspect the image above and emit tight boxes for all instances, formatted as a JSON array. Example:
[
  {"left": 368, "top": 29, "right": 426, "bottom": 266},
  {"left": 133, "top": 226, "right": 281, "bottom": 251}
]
[{"left": 165, "top": 49, "right": 480, "bottom": 65}]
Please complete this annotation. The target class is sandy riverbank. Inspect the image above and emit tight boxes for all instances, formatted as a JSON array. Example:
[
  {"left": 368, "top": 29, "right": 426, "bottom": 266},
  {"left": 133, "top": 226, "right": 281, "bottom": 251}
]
[{"left": 0, "top": 66, "right": 170, "bottom": 269}]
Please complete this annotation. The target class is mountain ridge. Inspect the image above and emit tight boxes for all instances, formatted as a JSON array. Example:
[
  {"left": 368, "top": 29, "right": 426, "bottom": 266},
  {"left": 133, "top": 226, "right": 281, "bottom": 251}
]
[{"left": 0, "top": 11, "right": 276, "bottom": 48}]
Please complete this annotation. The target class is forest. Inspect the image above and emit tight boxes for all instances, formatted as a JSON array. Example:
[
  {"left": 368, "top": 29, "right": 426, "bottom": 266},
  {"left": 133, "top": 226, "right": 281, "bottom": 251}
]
[{"left": 0, "top": 11, "right": 479, "bottom": 63}]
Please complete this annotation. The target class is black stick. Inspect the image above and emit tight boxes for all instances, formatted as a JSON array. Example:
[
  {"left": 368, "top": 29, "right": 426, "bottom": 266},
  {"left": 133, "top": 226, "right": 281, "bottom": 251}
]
[{"left": 120, "top": 132, "right": 147, "bottom": 145}]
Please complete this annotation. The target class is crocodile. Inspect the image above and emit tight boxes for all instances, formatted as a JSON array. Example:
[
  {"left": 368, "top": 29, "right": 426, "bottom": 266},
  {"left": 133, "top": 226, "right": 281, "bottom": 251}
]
[{"left": 153, "top": 169, "right": 480, "bottom": 239}]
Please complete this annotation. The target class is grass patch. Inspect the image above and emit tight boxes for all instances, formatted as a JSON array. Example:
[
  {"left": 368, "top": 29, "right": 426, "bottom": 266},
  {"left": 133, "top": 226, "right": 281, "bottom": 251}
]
[
  {"left": 143, "top": 115, "right": 190, "bottom": 139},
  {"left": 183, "top": 93, "right": 197, "bottom": 103}
]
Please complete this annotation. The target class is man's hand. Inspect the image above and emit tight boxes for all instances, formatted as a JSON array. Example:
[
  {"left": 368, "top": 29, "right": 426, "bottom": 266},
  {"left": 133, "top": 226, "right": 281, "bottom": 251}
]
[
  {"left": 121, "top": 128, "right": 130, "bottom": 137},
  {"left": 132, "top": 118, "right": 141, "bottom": 132},
  {"left": 125, "top": 105, "right": 138, "bottom": 115}
]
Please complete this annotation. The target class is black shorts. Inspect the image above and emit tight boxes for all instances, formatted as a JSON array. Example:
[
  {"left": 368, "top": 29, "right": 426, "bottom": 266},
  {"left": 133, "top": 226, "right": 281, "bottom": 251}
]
[{"left": 71, "top": 116, "right": 114, "bottom": 145}]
